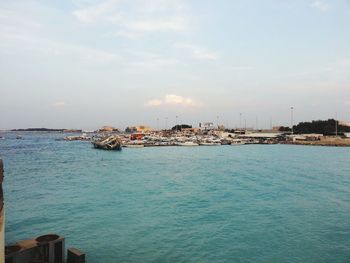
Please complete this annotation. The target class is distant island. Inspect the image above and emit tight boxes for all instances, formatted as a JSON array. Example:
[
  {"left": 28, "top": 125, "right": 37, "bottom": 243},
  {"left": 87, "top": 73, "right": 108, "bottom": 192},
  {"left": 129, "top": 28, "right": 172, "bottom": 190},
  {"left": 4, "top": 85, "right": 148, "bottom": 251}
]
[{"left": 11, "top": 128, "right": 82, "bottom": 132}]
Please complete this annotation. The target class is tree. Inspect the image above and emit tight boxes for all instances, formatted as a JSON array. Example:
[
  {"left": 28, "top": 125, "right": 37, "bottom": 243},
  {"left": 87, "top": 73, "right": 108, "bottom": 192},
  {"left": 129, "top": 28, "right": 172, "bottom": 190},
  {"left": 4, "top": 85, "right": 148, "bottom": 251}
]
[
  {"left": 171, "top": 124, "right": 192, "bottom": 131},
  {"left": 293, "top": 119, "right": 350, "bottom": 135}
]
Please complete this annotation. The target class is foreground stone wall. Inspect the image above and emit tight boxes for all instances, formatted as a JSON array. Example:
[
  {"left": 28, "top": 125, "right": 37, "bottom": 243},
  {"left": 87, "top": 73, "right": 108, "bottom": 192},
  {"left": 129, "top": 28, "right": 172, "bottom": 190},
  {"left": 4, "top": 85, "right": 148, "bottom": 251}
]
[{"left": 0, "top": 159, "right": 4, "bottom": 262}]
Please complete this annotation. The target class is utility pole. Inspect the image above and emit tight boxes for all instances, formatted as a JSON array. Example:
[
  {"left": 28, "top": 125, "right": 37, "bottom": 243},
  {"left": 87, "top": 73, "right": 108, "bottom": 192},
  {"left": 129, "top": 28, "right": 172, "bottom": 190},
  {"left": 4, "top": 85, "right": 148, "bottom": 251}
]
[
  {"left": 239, "top": 113, "right": 242, "bottom": 130},
  {"left": 291, "top": 107, "right": 294, "bottom": 134},
  {"left": 165, "top": 117, "right": 168, "bottom": 130}
]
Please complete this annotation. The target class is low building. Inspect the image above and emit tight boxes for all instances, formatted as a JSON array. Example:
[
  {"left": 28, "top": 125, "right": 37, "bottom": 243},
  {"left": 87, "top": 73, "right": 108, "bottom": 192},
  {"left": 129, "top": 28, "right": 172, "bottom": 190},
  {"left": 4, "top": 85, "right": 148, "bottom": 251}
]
[
  {"left": 135, "top": 125, "right": 153, "bottom": 133},
  {"left": 339, "top": 121, "right": 350, "bottom": 127},
  {"left": 240, "top": 132, "right": 284, "bottom": 139},
  {"left": 99, "top": 126, "right": 120, "bottom": 132},
  {"left": 199, "top": 122, "right": 214, "bottom": 130}
]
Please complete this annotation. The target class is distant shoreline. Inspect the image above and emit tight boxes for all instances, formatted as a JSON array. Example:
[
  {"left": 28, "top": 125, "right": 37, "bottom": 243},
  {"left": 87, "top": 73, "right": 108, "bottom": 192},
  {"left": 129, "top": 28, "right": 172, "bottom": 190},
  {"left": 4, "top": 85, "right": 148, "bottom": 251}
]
[
  {"left": 282, "top": 140, "right": 350, "bottom": 147},
  {"left": 9, "top": 128, "right": 82, "bottom": 132}
]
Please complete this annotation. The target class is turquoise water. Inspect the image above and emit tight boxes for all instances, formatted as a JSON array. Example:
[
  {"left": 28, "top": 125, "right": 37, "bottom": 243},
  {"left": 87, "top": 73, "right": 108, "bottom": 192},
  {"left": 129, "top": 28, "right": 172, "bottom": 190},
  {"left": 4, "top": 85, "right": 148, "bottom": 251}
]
[{"left": 1, "top": 132, "right": 350, "bottom": 262}]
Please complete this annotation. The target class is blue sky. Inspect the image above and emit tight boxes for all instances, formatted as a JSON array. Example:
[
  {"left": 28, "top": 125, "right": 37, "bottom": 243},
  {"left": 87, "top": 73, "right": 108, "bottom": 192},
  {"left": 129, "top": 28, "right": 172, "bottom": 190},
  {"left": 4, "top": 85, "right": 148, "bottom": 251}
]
[{"left": 1, "top": 0, "right": 350, "bottom": 130}]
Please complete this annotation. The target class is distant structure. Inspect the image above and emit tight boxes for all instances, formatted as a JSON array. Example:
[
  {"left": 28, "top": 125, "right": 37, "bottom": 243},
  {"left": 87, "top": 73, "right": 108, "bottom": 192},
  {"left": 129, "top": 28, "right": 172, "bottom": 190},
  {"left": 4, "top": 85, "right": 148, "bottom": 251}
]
[
  {"left": 272, "top": 126, "right": 283, "bottom": 132},
  {"left": 98, "top": 126, "right": 120, "bottom": 132},
  {"left": 199, "top": 122, "right": 214, "bottom": 130},
  {"left": 126, "top": 125, "right": 153, "bottom": 133},
  {"left": 339, "top": 121, "right": 350, "bottom": 127}
]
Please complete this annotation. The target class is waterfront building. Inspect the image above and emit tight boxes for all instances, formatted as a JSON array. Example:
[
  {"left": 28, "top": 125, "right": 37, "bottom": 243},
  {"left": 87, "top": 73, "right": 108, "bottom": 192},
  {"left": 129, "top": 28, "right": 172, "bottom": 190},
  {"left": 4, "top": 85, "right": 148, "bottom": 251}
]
[{"left": 199, "top": 122, "right": 214, "bottom": 130}]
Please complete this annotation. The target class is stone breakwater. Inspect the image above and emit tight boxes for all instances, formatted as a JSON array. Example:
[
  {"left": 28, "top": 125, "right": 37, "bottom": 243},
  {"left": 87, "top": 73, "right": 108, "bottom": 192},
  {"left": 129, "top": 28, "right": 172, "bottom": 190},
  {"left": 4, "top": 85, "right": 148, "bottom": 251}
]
[{"left": 283, "top": 137, "right": 350, "bottom": 147}]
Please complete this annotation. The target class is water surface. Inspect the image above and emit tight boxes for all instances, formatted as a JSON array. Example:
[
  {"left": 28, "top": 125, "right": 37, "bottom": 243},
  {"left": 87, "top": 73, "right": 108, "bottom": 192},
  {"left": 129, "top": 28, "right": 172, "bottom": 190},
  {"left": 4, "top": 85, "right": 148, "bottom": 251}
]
[{"left": 1, "top": 132, "right": 350, "bottom": 262}]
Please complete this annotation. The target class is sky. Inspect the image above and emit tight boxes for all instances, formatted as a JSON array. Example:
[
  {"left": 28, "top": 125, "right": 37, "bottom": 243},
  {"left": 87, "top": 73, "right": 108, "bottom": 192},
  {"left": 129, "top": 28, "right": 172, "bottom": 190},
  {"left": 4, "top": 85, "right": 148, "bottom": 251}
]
[{"left": 1, "top": 0, "right": 350, "bottom": 130}]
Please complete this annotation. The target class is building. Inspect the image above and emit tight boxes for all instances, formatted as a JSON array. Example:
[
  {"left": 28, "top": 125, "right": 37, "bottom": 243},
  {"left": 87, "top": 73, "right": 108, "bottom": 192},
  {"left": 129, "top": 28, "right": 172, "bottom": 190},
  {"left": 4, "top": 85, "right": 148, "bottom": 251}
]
[
  {"left": 126, "top": 125, "right": 153, "bottom": 133},
  {"left": 339, "top": 121, "right": 350, "bottom": 127},
  {"left": 98, "top": 126, "right": 120, "bottom": 132},
  {"left": 199, "top": 122, "right": 214, "bottom": 130}
]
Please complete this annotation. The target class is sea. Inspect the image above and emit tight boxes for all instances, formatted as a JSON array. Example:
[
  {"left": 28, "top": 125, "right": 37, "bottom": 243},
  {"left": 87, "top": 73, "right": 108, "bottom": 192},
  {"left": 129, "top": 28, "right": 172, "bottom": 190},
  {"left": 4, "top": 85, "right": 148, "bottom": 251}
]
[{"left": 0, "top": 132, "right": 350, "bottom": 263}]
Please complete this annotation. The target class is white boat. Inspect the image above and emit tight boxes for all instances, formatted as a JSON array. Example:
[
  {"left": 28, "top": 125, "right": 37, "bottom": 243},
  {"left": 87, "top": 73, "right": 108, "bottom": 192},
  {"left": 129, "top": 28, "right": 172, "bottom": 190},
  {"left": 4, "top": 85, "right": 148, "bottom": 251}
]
[
  {"left": 199, "top": 142, "right": 221, "bottom": 146},
  {"left": 178, "top": 141, "right": 199, "bottom": 146},
  {"left": 231, "top": 139, "right": 246, "bottom": 145}
]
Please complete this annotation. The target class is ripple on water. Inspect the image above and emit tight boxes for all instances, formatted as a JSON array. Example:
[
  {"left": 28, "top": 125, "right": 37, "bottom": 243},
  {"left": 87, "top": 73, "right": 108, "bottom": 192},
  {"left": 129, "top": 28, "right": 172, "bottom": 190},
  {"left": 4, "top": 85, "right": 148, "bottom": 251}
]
[{"left": 1, "top": 134, "right": 350, "bottom": 262}]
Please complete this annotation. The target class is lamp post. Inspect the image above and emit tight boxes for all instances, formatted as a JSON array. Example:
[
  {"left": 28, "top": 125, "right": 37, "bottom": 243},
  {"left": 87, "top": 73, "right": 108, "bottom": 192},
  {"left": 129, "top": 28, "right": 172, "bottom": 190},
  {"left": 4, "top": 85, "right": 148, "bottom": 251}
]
[
  {"left": 239, "top": 113, "right": 242, "bottom": 130},
  {"left": 290, "top": 107, "right": 294, "bottom": 134},
  {"left": 165, "top": 117, "right": 168, "bottom": 130},
  {"left": 217, "top": 116, "right": 219, "bottom": 129},
  {"left": 176, "top": 115, "right": 178, "bottom": 131},
  {"left": 157, "top": 118, "right": 159, "bottom": 131}
]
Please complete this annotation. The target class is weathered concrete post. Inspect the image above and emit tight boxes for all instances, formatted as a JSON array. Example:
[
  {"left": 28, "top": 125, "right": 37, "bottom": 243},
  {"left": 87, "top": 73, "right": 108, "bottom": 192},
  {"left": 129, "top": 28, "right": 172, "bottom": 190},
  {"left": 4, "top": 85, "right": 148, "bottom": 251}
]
[
  {"left": 67, "top": 248, "right": 85, "bottom": 263},
  {"left": 0, "top": 159, "right": 4, "bottom": 262}
]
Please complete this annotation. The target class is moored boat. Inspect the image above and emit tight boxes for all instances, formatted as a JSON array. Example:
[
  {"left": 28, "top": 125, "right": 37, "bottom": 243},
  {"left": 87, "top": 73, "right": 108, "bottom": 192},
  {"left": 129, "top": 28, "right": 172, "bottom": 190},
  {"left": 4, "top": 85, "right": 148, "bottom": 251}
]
[
  {"left": 92, "top": 135, "right": 122, "bottom": 150},
  {"left": 178, "top": 141, "right": 199, "bottom": 146},
  {"left": 230, "top": 139, "right": 247, "bottom": 145}
]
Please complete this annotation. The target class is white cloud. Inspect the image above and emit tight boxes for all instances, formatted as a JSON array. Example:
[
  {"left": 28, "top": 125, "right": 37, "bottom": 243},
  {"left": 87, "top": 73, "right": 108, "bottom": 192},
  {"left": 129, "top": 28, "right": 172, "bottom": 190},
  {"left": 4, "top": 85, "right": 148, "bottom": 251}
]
[
  {"left": 72, "top": 0, "right": 121, "bottom": 24},
  {"left": 129, "top": 58, "right": 178, "bottom": 70},
  {"left": 174, "top": 43, "right": 218, "bottom": 60},
  {"left": 126, "top": 17, "right": 188, "bottom": 33},
  {"left": 145, "top": 94, "right": 202, "bottom": 107},
  {"left": 146, "top": 99, "right": 163, "bottom": 107},
  {"left": 72, "top": 0, "right": 190, "bottom": 37},
  {"left": 311, "top": 1, "right": 331, "bottom": 12},
  {"left": 52, "top": 101, "right": 66, "bottom": 107}
]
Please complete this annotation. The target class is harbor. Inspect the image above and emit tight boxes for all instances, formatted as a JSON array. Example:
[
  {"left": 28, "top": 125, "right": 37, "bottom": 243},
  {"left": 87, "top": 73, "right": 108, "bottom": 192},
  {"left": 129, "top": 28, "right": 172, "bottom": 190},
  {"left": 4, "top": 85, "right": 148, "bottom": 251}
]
[
  {"left": 61, "top": 128, "right": 350, "bottom": 148},
  {"left": 1, "top": 133, "right": 350, "bottom": 262}
]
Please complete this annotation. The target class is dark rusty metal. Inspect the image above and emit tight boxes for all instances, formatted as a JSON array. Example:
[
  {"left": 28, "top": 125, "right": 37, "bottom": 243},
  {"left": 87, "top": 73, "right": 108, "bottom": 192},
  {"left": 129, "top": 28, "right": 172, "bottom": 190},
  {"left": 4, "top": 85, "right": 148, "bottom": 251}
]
[
  {"left": 35, "top": 234, "right": 60, "bottom": 244},
  {"left": 5, "top": 244, "right": 21, "bottom": 255},
  {"left": 67, "top": 248, "right": 85, "bottom": 263}
]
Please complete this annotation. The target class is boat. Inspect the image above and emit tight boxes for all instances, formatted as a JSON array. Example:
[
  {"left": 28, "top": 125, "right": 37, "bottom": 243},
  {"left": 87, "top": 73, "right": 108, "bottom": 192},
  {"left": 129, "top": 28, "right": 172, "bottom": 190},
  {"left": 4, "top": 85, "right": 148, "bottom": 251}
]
[
  {"left": 178, "top": 141, "right": 199, "bottom": 146},
  {"left": 92, "top": 135, "right": 122, "bottom": 150},
  {"left": 64, "top": 134, "right": 91, "bottom": 141},
  {"left": 230, "top": 139, "right": 246, "bottom": 145},
  {"left": 199, "top": 142, "right": 221, "bottom": 146},
  {"left": 124, "top": 140, "right": 145, "bottom": 148}
]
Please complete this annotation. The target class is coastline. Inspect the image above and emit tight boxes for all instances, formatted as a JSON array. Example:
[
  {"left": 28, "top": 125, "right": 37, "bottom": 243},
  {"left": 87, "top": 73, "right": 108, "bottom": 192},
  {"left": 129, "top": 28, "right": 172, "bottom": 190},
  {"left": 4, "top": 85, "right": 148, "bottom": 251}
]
[{"left": 282, "top": 139, "right": 350, "bottom": 147}]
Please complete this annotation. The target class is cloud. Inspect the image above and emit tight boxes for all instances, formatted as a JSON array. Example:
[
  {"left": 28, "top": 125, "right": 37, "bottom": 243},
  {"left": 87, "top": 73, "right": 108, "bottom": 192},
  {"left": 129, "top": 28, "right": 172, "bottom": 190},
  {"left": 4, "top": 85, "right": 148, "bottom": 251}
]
[
  {"left": 52, "top": 101, "right": 66, "bottom": 107},
  {"left": 126, "top": 17, "right": 187, "bottom": 33},
  {"left": 72, "top": 0, "right": 121, "bottom": 24},
  {"left": 146, "top": 99, "right": 163, "bottom": 107},
  {"left": 129, "top": 58, "right": 178, "bottom": 70},
  {"left": 230, "top": 66, "right": 254, "bottom": 71},
  {"left": 72, "top": 0, "right": 190, "bottom": 37},
  {"left": 145, "top": 94, "right": 202, "bottom": 107},
  {"left": 174, "top": 43, "right": 218, "bottom": 60},
  {"left": 311, "top": 1, "right": 331, "bottom": 12}
]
